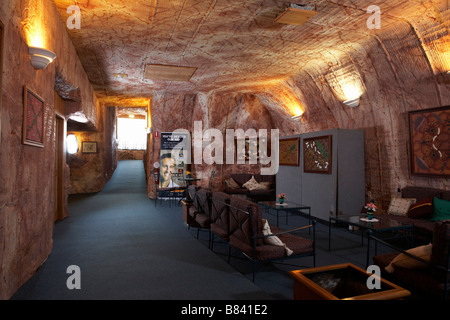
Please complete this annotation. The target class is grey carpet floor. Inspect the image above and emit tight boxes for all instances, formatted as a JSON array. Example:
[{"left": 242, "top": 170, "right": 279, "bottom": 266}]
[
  {"left": 12, "top": 160, "right": 398, "bottom": 301},
  {"left": 11, "top": 160, "right": 273, "bottom": 300}
]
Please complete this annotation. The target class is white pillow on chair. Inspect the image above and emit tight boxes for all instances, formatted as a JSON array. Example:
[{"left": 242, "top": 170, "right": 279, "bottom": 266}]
[{"left": 262, "top": 219, "right": 293, "bottom": 256}]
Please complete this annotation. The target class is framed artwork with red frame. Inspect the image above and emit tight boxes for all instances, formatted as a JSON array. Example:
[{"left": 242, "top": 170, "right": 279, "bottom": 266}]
[{"left": 22, "top": 86, "right": 45, "bottom": 148}]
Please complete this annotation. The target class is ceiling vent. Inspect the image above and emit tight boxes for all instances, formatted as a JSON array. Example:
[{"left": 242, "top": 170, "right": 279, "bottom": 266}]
[
  {"left": 144, "top": 64, "right": 197, "bottom": 81},
  {"left": 274, "top": 4, "right": 317, "bottom": 26}
]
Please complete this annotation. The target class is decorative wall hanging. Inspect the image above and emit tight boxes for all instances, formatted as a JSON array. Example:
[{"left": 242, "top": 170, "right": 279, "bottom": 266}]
[
  {"left": 22, "top": 86, "right": 45, "bottom": 147},
  {"left": 303, "top": 135, "right": 332, "bottom": 174},
  {"left": 279, "top": 137, "right": 300, "bottom": 166},
  {"left": 81, "top": 141, "right": 98, "bottom": 154},
  {"left": 408, "top": 106, "right": 450, "bottom": 177},
  {"left": 235, "top": 137, "right": 269, "bottom": 163}
]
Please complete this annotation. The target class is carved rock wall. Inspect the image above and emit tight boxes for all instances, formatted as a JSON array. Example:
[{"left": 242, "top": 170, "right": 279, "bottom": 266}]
[{"left": 0, "top": 0, "right": 107, "bottom": 299}]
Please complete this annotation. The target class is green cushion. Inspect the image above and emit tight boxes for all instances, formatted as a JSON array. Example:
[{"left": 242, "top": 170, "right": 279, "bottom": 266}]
[{"left": 430, "top": 197, "right": 450, "bottom": 221}]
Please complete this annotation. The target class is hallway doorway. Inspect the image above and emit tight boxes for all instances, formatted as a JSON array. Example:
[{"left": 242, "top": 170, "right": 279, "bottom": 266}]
[{"left": 54, "top": 92, "right": 66, "bottom": 221}]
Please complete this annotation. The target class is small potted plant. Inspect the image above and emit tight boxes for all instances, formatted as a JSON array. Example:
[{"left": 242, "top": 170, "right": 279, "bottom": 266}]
[
  {"left": 364, "top": 199, "right": 377, "bottom": 220},
  {"left": 277, "top": 193, "right": 286, "bottom": 204}
]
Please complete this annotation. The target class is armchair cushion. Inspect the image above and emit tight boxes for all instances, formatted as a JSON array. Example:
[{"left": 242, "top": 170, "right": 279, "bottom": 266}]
[
  {"left": 387, "top": 197, "right": 416, "bottom": 216},
  {"left": 407, "top": 197, "right": 434, "bottom": 219},
  {"left": 385, "top": 243, "right": 432, "bottom": 273},
  {"left": 430, "top": 220, "right": 450, "bottom": 279},
  {"left": 242, "top": 176, "right": 266, "bottom": 191},
  {"left": 430, "top": 198, "right": 450, "bottom": 222},
  {"left": 224, "top": 178, "right": 240, "bottom": 189}
]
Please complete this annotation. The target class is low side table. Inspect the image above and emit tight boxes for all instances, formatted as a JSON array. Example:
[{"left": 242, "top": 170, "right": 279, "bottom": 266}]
[{"left": 289, "top": 263, "right": 410, "bottom": 300}]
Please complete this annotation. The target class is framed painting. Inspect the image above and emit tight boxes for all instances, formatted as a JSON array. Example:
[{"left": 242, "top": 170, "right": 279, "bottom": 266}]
[
  {"left": 408, "top": 106, "right": 450, "bottom": 177},
  {"left": 22, "top": 86, "right": 45, "bottom": 148},
  {"left": 82, "top": 141, "right": 98, "bottom": 154},
  {"left": 279, "top": 137, "right": 300, "bottom": 166},
  {"left": 303, "top": 135, "right": 332, "bottom": 174},
  {"left": 234, "top": 137, "right": 270, "bottom": 164}
]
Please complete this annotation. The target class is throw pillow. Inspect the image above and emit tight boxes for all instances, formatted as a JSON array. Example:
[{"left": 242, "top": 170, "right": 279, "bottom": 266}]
[
  {"left": 387, "top": 197, "right": 416, "bottom": 216},
  {"left": 262, "top": 219, "right": 293, "bottom": 256},
  {"left": 407, "top": 197, "right": 434, "bottom": 219},
  {"left": 258, "top": 181, "right": 272, "bottom": 190},
  {"left": 242, "top": 176, "right": 265, "bottom": 191},
  {"left": 430, "top": 197, "right": 450, "bottom": 221},
  {"left": 385, "top": 243, "right": 433, "bottom": 273},
  {"left": 225, "top": 178, "right": 240, "bottom": 189}
]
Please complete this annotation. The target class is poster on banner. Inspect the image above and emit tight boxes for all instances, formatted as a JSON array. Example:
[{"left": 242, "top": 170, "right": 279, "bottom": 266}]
[{"left": 159, "top": 132, "right": 190, "bottom": 189}]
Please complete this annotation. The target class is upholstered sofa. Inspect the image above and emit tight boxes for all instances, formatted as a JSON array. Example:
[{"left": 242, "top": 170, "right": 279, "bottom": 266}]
[
  {"left": 223, "top": 173, "right": 276, "bottom": 202},
  {"left": 383, "top": 186, "right": 450, "bottom": 241},
  {"left": 370, "top": 220, "right": 450, "bottom": 299}
]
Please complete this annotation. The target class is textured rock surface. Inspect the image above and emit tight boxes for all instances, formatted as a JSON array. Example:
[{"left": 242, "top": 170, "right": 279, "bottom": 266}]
[
  {"left": 52, "top": 0, "right": 449, "bottom": 204},
  {"left": 1, "top": 0, "right": 449, "bottom": 300},
  {"left": 0, "top": 0, "right": 111, "bottom": 299}
]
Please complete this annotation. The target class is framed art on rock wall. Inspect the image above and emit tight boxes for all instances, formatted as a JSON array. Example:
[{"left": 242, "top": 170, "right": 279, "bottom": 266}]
[
  {"left": 22, "top": 86, "right": 45, "bottom": 148},
  {"left": 408, "top": 106, "right": 450, "bottom": 177}
]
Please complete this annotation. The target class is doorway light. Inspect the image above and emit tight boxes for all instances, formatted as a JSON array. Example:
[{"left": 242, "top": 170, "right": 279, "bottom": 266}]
[{"left": 67, "top": 134, "right": 78, "bottom": 154}]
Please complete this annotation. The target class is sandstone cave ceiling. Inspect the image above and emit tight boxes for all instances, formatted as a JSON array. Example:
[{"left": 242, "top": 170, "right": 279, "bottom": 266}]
[{"left": 53, "top": 0, "right": 449, "bottom": 108}]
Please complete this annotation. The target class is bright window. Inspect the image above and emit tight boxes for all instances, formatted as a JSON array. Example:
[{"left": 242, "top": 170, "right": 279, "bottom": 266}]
[{"left": 117, "top": 118, "right": 147, "bottom": 150}]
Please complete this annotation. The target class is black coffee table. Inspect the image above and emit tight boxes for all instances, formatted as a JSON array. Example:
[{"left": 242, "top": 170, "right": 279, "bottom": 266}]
[
  {"left": 328, "top": 214, "right": 414, "bottom": 253},
  {"left": 259, "top": 201, "right": 311, "bottom": 227}
]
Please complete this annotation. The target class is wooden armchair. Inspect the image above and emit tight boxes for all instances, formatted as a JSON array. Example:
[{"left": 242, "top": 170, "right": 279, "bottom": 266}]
[
  {"left": 368, "top": 220, "right": 450, "bottom": 299},
  {"left": 226, "top": 197, "right": 316, "bottom": 281}
]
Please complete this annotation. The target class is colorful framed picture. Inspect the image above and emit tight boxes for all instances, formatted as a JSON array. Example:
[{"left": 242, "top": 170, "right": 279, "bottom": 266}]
[
  {"left": 408, "top": 106, "right": 450, "bottom": 177},
  {"left": 22, "top": 86, "right": 45, "bottom": 148},
  {"left": 82, "top": 141, "right": 98, "bottom": 154},
  {"left": 279, "top": 137, "right": 300, "bottom": 166},
  {"left": 303, "top": 135, "right": 332, "bottom": 174}
]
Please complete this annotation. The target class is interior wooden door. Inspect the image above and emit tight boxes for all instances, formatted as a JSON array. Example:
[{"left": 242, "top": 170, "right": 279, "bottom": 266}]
[
  {"left": 0, "top": 21, "right": 4, "bottom": 149},
  {"left": 54, "top": 92, "right": 66, "bottom": 221}
]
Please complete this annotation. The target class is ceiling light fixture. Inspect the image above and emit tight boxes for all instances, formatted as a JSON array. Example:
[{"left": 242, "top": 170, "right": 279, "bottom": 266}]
[
  {"left": 28, "top": 46, "right": 56, "bottom": 70},
  {"left": 114, "top": 73, "right": 128, "bottom": 79},
  {"left": 274, "top": 3, "right": 317, "bottom": 26}
]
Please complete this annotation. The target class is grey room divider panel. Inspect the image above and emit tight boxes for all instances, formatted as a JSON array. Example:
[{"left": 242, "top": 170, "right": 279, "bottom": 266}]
[{"left": 276, "top": 129, "right": 365, "bottom": 222}]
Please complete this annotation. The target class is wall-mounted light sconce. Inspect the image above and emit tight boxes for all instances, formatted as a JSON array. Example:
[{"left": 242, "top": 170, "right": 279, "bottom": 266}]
[
  {"left": 67, "top": 134, "right": 79, "bottom": 154},
  {"left": 29, "top": 46, "right": 56, "bottom": 70},
  {"left": 291, "top": 114, "right": 303, "bottom": 121},
  {"left": 343, "top": 97, "right": 360, "bottom": 108}
]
